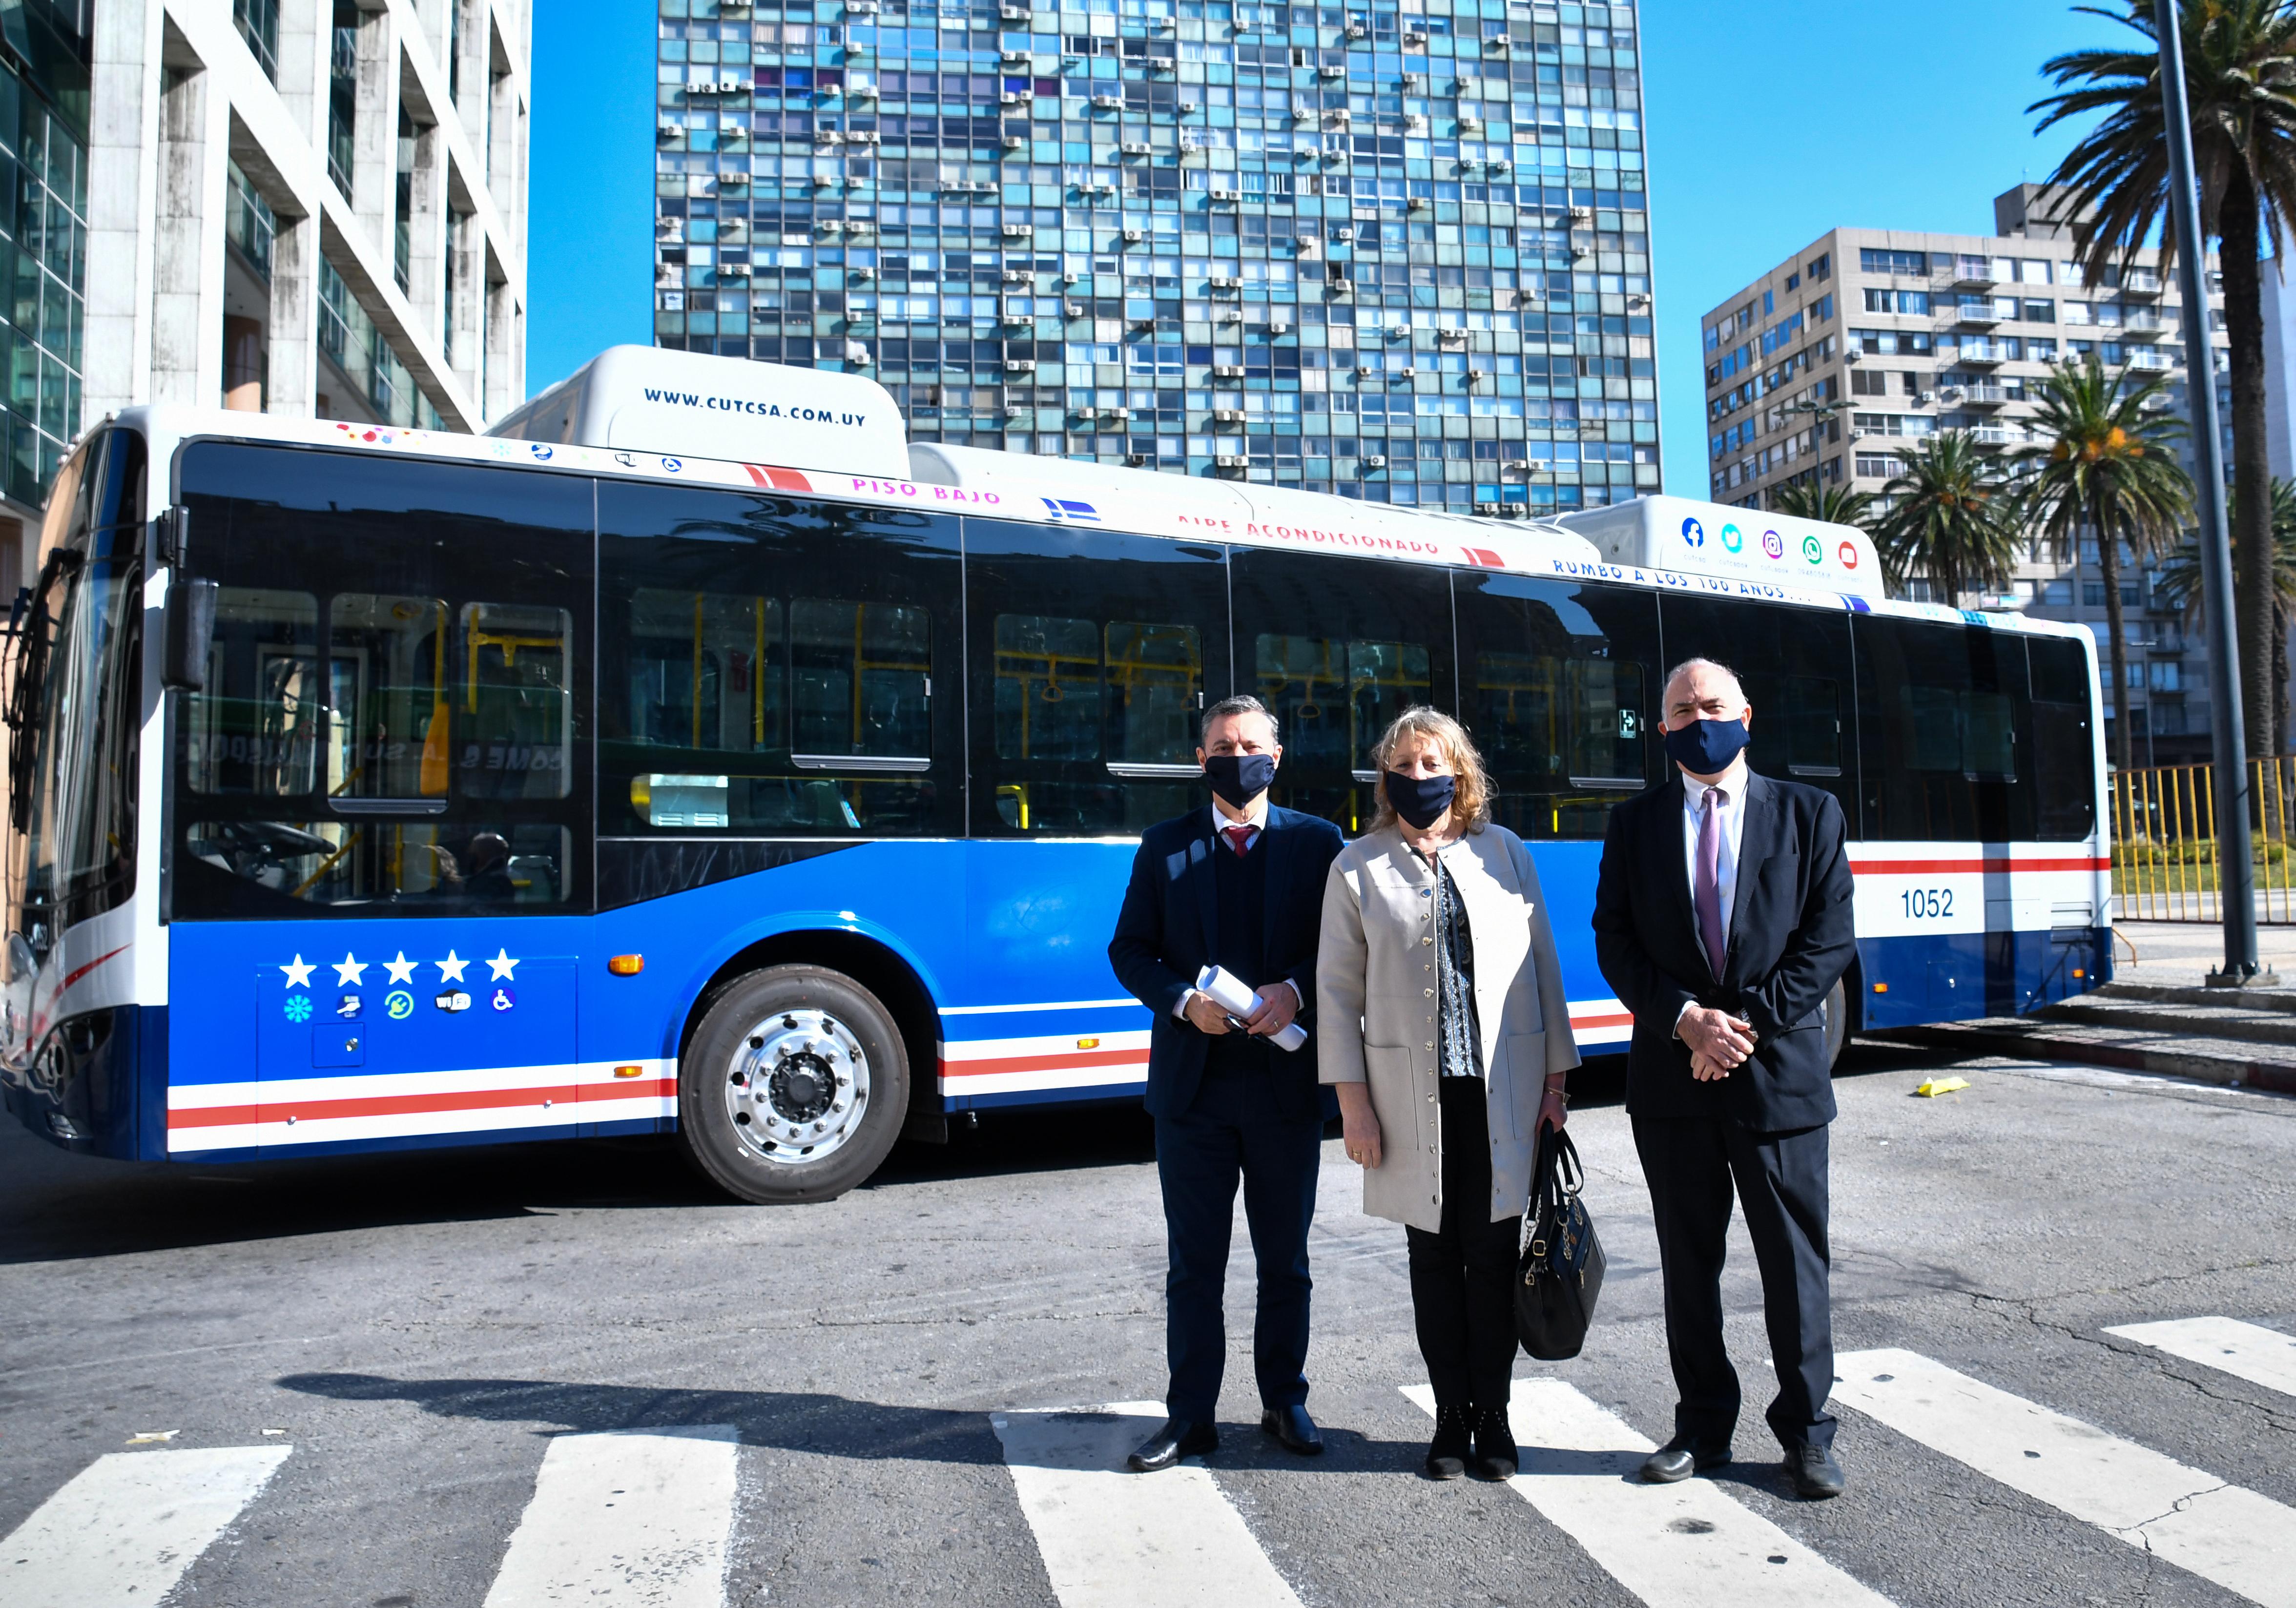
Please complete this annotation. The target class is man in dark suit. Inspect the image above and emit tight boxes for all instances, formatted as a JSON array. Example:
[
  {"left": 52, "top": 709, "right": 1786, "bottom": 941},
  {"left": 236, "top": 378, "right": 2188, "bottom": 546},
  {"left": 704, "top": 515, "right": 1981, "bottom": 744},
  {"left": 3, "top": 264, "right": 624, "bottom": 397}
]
[
  {"left": 1108, "top": 695, "right": 1346, "bottom": 1472},
  {"left": 1593, "top": 657, "right": 1857, "bottom": 1500}
]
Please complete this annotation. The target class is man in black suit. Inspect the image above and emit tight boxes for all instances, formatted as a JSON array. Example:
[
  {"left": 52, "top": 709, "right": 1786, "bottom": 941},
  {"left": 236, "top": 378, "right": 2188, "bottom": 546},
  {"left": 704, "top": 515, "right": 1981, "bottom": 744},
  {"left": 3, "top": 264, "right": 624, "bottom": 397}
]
[
  {"left": 1108, "top": 695, "right": 1346, "bottom": 1472},
  {"left": 1593, "top": 658, "right": 1857, "bottom": 1501}
]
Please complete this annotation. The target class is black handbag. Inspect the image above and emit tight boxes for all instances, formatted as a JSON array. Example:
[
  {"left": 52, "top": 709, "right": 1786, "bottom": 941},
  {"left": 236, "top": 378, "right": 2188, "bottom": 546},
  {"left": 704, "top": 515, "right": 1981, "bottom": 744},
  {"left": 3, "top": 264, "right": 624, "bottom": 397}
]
[{"left": 1515, "top": 1127, "right": 1606, "bottom": 1361}]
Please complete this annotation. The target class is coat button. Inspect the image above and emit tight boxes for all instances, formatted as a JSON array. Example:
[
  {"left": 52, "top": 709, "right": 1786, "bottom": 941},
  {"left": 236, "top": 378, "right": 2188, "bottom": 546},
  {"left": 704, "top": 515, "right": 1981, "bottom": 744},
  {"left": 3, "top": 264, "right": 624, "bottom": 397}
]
[
  {"left": 1426, "top": 1092, "right": 1436, "bottom": 1102},
  {"left": 1425, "top": 1041, "right": 1435, "bottom": 1050},
  {"left": 1424, "top": 987, "right": 1435, "bottom": 997},
  {"left": 1422, "top": 936, "right": 1433, "bottom": 946}
]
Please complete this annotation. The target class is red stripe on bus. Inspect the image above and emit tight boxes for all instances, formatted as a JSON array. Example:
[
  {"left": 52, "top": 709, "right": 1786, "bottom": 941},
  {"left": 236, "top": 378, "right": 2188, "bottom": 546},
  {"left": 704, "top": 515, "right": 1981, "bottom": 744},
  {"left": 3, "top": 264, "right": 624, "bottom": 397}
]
[
  {"left": 938, "top": 1048, "right": 1150, "bottom": 1078},
  {"left": 1570, "top": 1011, "right": 1634, "bottom": 1029},
  {"left": 1462, "top": 547, "right": 1506, "bottom": 568},
  {"left": 62, "top": 945, "right": 130, "bottom": 990},
  {"left": 1850, "top": 856, "right": 2109, "bottom": 875},
  {"left": 167, "top": 1079, "right": 676, "bottom": 1130},
  {"left": 743, "top": 464, "right": 813, "bottom": 492}
]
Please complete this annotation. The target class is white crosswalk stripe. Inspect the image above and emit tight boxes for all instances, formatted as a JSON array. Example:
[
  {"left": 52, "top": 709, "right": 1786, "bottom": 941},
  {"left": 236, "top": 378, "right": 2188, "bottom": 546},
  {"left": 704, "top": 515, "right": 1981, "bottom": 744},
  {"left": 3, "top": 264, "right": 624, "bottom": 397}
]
[
  {"left": 1401, "top": 1382, "right": 1896, "bottom": 1607},
  {"left": 1835, "top": 1347, "right": 2296, "bottom": 1608},
  {"left": 991, "top": 1401, "right": 1304, "bottom": 1608},
  {"left": 2106, "top": 1316, "right": 2296, "bottom": 1401},
  {"left": 0, "top": 1444, "right": 292, "bottom": 1608},
  {"left": 481, "top": 1426, "right": 739, "bottom": 1608}
]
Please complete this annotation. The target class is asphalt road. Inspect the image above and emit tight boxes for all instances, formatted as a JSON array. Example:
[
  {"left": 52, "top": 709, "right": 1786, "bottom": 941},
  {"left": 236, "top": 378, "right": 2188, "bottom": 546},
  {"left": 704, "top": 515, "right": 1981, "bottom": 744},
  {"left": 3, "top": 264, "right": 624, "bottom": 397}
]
[{"left": 2, "top": 1040, "right": 2294, "bottom": 1608}]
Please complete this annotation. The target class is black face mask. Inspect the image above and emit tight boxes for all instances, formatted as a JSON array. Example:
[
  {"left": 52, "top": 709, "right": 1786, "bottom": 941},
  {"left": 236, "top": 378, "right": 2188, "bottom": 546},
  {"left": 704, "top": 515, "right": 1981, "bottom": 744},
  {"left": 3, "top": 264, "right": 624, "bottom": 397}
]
[
  {"left": 1385, "top": 768, "right": 1457, "bottom": 831},
  {"left": 1662, "top": 717, "right": 1752, "bottom": 776},
  {"left": 1204, "top": 751, "right": 1277, "bottom": 808}
]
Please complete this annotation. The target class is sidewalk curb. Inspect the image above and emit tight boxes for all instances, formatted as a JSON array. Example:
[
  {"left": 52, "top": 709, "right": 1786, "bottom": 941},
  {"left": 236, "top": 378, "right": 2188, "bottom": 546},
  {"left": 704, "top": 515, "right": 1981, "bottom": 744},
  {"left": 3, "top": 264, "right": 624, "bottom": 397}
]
[{"left": 1875, "top": 1025, "right": 2296, "bottom": 1097}]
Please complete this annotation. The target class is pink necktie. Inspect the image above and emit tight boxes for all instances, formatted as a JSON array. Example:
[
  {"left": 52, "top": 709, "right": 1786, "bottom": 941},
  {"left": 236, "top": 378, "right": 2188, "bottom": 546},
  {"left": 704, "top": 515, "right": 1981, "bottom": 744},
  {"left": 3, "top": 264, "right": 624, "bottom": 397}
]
[{"left": 1695, "top": 788, "right": 1727, "bottom": 978}]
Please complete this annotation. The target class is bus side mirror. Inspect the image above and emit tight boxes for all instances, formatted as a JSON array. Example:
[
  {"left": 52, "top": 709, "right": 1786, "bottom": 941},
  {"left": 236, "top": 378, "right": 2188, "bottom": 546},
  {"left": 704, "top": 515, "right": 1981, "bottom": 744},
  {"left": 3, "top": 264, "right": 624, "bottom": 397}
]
[{"left": 162, "top": 578, "right": 217, "bottom": 693}]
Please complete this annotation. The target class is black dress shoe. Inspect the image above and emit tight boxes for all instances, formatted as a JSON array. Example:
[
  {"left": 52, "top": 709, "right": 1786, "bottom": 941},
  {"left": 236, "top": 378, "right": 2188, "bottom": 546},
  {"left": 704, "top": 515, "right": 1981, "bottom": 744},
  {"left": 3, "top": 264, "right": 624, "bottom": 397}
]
[
  {"left": 1423, "top": 1403, "right": 1472, "bottom": 1480},
  {"left": 1261, "top": 1403, "right": 1324, "bottom": 1456},
  {"left": 1127, "top": 1418, "right": 1218, "bottom": 1472},
  {"left": 1638, "top": 1439, "right": 1731, "bottom": 1484},
  {"left": 1784, "top": 1444, "right": 1845, "bottom": 1500},
  {"left": 1469, "top": 1406, "right": 1517, "bottom": 1481}
]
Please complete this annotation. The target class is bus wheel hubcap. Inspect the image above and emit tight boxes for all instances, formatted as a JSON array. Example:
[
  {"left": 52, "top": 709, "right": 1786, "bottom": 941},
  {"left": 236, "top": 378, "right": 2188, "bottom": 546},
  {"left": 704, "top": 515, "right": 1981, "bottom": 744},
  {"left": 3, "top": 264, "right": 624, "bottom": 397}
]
[{"left": 724, "top": 1009, "right": 869, "bottom": 1164}]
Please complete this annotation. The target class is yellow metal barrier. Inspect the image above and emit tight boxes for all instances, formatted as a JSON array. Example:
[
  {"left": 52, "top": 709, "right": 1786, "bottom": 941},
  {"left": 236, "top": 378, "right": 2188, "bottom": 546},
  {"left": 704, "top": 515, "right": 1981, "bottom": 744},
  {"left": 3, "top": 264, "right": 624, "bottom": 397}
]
[{"left": 2111, "top": 756, "right": 2296, "bottom": 923}]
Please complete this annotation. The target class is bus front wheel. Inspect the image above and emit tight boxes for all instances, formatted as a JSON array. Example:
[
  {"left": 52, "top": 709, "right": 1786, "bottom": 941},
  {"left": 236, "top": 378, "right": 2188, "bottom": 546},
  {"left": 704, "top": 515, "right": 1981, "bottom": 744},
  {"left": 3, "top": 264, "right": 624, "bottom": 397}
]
[{"left": 677, "top": 964, "right": 910, "bottom": 1204}]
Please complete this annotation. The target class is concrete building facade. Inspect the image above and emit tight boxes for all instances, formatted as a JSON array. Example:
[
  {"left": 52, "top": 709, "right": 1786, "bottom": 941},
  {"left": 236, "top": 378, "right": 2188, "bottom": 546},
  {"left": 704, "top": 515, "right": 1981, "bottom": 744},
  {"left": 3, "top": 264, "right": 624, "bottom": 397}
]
[
  {"left": 1700, "top": 184, "right": 2232, "bottom": 763},
  {"left": 0, "top": 0, "right": 532, "bottom": 601},
  {"left": 652, "top": 0, "right": 1660, "bottom": 511}
]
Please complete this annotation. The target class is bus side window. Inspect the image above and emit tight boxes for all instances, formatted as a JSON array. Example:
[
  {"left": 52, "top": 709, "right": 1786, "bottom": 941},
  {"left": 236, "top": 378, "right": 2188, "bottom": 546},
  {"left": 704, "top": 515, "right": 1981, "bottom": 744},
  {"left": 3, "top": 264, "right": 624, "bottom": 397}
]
[
  {"left": 1854, "top": 614, "right": 2035, "bottom": 842},
  {"left": 1454, "top": 571, "right": 1660, "bottom": 839},
  {"left": 2028, "top": 635, "right": 2097, "bottom": 841},
  {"left": 963, "top": 519, "right": 1227, "bottom": 837},
  {"left": 1655, "top": 595, "right": 1857, "bottom": 829},
  {"left": 1228, "top": 548, "right": 1454, "bottom": 834}
]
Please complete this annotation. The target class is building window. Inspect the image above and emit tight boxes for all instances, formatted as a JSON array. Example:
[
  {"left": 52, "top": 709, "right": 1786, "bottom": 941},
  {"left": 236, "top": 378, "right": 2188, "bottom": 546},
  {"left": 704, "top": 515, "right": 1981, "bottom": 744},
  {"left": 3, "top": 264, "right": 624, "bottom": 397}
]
[
  {"left": 226, "top": 161, "right": 274, "bottom": 280},
  {"left": 319, "top": 258, "right": 442, "bottom": 431},
  {"left": 233, "top": 0, "right": 280, "bottom": 83},
  {"left": 329, "top": 0, "right": 358, "bottom": 196},
  {"left": 0, "top": 64, "right": 88, "bottom": 507},
  {"left": 1859, "top": 248, "right": 1927, "bottom": 276}
]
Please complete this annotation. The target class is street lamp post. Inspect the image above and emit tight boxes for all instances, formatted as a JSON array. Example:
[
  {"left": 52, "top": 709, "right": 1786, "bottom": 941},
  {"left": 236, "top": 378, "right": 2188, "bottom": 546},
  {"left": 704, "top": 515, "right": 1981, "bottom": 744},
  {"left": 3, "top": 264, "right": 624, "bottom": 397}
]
[{"left": 2153, "top": 0, "right": 2270, "bottom": 984}]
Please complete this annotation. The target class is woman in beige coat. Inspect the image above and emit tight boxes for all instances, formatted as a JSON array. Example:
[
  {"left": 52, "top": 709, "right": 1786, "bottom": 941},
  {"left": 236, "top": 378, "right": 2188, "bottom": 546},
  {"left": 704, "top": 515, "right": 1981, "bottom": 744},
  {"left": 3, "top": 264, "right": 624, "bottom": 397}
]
[{"left": 1318, "top": 707, "right": 1579, "bottom": 1481}]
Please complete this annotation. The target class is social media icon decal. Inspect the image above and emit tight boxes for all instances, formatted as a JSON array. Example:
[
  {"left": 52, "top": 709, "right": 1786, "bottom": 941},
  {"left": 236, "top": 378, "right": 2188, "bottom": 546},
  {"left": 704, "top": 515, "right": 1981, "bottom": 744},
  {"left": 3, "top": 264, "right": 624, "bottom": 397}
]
[
  {"left": 1802, "top": 534, "right": 1823, "bottom": 564},
  {"left": 1762, "top": 530, "right": 1786, "bottom": 560},
  {"left": 1839, "top": 541, "right": 1860, "bottom": 569},
  {"left": 1681, "top": 516, "right": 1705, "bottom": 548},
  {"left": 1720, "top": 523, "right": 1744, "bottom": 554}
]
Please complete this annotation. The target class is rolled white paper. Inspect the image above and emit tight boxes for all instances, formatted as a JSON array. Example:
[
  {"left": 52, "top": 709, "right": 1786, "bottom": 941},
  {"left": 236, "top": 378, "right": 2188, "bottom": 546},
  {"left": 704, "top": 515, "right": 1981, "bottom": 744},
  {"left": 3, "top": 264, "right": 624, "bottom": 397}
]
[{"left": 1195, "top": 964, "right": 1308, "bottom": 1052}]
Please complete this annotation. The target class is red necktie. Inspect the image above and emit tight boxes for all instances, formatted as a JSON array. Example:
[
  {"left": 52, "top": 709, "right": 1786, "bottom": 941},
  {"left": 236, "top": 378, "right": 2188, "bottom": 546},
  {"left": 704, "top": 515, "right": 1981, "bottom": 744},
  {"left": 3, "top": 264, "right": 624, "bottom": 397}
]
[{"left": 1224, "top": 824, "right": 1254, "bottom": 857}]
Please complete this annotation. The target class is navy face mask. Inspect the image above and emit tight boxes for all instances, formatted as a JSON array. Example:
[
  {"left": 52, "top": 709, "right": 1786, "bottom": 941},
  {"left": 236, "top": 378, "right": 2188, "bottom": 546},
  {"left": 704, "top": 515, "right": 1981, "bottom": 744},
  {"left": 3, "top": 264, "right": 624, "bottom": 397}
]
[
  {"left": 1204, "top": 751, "right": 1277, "bottom": 808},
  {"left": 1385, "top": 768, "right": 1457, "bottom": 831},
  {"left": 1663, "top": 716, "right": 1752, "bottom": 776}
]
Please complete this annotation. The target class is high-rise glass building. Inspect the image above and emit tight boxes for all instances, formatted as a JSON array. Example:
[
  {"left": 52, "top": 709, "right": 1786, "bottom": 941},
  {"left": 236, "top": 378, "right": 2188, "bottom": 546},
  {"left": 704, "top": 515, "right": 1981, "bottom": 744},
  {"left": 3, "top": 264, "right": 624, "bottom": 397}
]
[{"left": 653, "top": 0, "right": 1658, "bottom": 510}]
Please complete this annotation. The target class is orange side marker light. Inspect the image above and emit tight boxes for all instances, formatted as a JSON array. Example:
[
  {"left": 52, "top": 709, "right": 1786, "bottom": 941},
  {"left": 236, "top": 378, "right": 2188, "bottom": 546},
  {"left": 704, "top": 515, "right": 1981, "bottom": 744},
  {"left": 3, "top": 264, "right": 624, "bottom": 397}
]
[{"left": 608, "top": 954, "right": 644, "bottom": 976}]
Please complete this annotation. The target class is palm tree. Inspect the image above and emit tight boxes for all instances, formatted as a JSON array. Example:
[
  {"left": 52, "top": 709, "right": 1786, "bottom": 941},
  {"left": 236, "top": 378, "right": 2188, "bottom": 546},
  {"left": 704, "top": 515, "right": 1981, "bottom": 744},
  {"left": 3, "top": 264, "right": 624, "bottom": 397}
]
[
  {"left": 2154, "top": 475, "right": 2296, "bottom": 747},
  {"left": 1871, "top": 431, "right": 2025, "bottom": 603},
  {"left": 2014, "top": 357, "right": 2195, "bottom": 772},
  {"left": 2031, "top": 0, "right": 2296, "bottom": 763},
  {"left": 1768, "top": 480, "right": 1876, "bottom": 528}
]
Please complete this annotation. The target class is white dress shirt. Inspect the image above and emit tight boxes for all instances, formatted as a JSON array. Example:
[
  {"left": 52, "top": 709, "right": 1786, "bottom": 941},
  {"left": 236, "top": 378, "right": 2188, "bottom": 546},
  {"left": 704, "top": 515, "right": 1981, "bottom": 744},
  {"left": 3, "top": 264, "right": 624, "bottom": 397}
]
[
  {"left": 1174, "top": 796, "right": 1303, "bottom": 1020},
  {"left": 1674, "top": 755, "right": 1748, "bottom": 1034}
]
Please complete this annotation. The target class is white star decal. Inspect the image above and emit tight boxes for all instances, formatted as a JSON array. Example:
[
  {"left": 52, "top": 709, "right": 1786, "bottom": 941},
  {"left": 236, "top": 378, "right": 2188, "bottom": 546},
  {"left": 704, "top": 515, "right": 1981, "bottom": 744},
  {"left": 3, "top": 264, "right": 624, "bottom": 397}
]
[
  {"left": 382, "top": 951, "right": 418, "bottom": 985},
  {"left": 332, "top": 952, "right": 368, "bottom": 987},
  {"left": 435, "top": 950, "right": 470, "bottom": 984},
  {"left": 280, "top": 954, "right": 315, "bottom": 990},
  {"left": 486, "top": 948, "right": 519, "bottom": 982}
]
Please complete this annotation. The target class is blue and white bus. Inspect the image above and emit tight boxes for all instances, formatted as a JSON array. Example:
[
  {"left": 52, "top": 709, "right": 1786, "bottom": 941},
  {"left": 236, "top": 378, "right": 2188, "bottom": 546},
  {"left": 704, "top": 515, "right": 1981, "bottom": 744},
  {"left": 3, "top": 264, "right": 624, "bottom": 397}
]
[{"left": 0, "top": 348, "right": 2110, "bottom": 1203}]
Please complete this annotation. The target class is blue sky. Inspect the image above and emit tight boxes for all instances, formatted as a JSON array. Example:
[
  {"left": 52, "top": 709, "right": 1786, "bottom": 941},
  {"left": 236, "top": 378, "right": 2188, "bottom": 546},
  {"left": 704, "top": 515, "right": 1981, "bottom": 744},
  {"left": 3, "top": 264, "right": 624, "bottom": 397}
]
[{"left": 527, "top": 0, "right": 2141, "bottom": 491}]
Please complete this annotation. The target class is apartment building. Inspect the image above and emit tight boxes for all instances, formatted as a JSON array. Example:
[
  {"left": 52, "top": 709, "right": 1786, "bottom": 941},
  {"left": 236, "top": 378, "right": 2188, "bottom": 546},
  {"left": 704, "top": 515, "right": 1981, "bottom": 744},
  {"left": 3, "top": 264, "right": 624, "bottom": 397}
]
[
  {"left": 652, "top": 0, "right": 1660, "bottom": 510},
  {"left": 1701, "top": 184, "right": 2231, "bottom": 762},
  {"left": 0, "top": 0, "right": 531, "bottom": 589}
]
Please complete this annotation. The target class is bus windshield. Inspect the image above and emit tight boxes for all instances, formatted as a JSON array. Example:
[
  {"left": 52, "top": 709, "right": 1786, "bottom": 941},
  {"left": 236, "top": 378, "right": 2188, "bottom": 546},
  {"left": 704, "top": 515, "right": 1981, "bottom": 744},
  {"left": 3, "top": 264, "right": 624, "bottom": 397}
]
[{"left": 5, "top": 429, "right": 145, "bottom": 937}]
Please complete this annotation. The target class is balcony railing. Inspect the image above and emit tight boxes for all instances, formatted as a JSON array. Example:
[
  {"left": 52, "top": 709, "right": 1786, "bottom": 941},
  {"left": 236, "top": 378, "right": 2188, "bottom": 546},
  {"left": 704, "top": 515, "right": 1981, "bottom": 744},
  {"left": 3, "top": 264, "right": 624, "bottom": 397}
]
[
  {"left": 1957, "top": 341, "right": 2010, "bottom": 365},
  {"left": 1968, "top": 424, "right": 2016, "bottom": 447},
  {"left": 1942, "top": 302, "right": 2006, "bottom": 327},
  {"left": 1955, "top": 382, "right": 2008, "bottom": 406}
]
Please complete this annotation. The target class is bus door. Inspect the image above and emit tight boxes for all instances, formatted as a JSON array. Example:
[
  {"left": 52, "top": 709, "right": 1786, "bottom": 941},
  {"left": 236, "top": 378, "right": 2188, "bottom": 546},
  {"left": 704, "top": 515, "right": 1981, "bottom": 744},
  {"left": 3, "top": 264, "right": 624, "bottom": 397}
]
[
  {"left": 1227, "top": 548, "right": 1457, "bottom": 835},
  {"left": 961, "top": 520, "right": 1230, "bottom": 1045},
  {"left": 168, "top": 445, "right": 594, "bottom": 1150}
]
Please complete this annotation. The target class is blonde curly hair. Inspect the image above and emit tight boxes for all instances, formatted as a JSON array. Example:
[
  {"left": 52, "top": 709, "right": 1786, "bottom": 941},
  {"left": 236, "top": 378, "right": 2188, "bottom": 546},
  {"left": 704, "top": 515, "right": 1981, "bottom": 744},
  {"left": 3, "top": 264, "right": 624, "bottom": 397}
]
[{"left": 1368, "top": 706, "right": 1491, "bottom": 834}]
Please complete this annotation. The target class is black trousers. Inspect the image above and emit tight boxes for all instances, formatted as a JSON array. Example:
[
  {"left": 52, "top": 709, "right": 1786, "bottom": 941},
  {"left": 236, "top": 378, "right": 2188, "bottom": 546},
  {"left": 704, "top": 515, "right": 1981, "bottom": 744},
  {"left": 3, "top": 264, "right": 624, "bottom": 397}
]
[
  {"left": 1406, "top": 1077, "right": 1523, "bottom": 1412},
  {"left": 1154, "top": 1065, "right": 1324, "bottom": 1422},
  {"left": 1632, "top": 1113, "right": 1836, "bottom": 1453}
]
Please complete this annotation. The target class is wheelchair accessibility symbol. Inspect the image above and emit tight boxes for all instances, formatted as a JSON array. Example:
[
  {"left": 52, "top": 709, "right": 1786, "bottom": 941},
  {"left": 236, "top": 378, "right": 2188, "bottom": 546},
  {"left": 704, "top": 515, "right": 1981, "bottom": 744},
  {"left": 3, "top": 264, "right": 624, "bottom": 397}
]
[
  {"left": 386, "top": 990, "right": 414, "bottom": 1020},
  {"left": 490, "top": 987, "right": 517, "bottom": 1012}
]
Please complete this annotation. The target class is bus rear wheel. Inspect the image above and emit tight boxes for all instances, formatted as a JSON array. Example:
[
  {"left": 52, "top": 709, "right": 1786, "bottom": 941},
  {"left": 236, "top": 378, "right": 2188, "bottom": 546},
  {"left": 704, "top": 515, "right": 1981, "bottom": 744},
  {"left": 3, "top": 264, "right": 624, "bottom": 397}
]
[{"left": 677, "top": 964, "right": 910, "bottom": 1204}]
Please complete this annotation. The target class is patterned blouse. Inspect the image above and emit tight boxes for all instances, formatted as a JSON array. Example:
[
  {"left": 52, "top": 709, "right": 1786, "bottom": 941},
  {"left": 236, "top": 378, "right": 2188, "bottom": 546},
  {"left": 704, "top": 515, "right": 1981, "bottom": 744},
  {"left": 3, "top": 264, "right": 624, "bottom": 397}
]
[{"left": 1418, "top": 847, "right": 1482, "bottom": 1079}]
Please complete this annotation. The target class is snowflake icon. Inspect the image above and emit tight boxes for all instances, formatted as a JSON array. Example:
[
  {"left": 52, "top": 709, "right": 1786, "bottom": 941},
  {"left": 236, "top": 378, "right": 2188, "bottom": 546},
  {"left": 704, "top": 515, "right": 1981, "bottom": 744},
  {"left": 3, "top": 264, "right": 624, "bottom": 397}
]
[{"left": 283, "top": 995, "right": 313, "bottom": 1024}]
